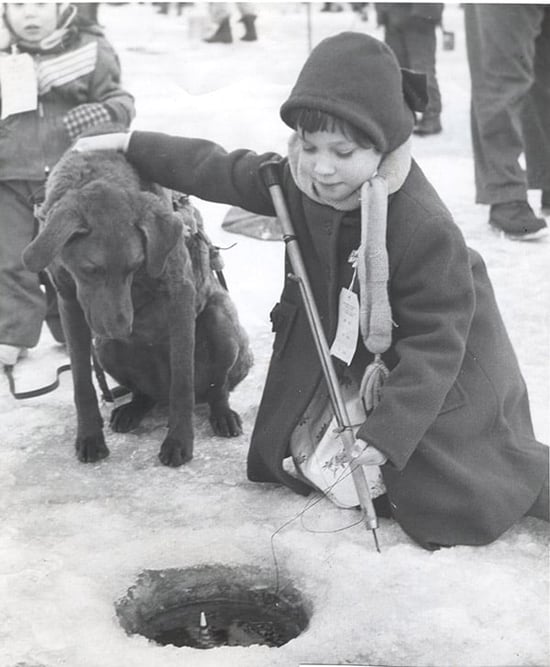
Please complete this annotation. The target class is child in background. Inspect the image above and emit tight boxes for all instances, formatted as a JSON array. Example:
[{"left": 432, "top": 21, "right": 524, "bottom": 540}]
[
  {"left": 0, "top": 3, "right": 134, "bottom": 367},
  {"left": 74, "top": 32, "right": 548, "bottom": 550}
]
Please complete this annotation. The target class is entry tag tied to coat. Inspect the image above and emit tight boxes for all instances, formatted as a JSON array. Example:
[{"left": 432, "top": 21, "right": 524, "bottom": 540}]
[
  {"left": 330, "top": 287, "right": 359, "bottom": 365},
  {"left": 0, "top": 52, "right": 38, "bottom": 120}
]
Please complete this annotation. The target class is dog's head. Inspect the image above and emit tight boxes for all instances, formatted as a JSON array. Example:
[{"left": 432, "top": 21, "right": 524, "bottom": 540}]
[{"left": 23, "top": 176, "right": 182, "bottom": 339}]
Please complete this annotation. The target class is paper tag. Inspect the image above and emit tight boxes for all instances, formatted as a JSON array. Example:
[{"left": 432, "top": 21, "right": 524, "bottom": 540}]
[
  {"left": 330, "top": 287, "right": 359, "bottom": 365},
  {"left": 0, "top": 53, "right": 38, "bottom": 119}
]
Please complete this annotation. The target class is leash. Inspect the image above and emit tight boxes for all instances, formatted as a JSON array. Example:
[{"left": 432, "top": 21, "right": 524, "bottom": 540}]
[
  {"left": 3, "top": 351, "right": 125, "bottom": 402},
  {"left": 89, "top": 350, "right": 130, "bottom": 403},
  {"left": 3, "top": 361, "right": 71, "bottom": 400}
]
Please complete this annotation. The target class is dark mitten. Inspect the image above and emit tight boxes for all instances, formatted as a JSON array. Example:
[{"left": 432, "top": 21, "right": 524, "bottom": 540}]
[{"left": 401, "top": 68, "right": 428, "bottom": 113}]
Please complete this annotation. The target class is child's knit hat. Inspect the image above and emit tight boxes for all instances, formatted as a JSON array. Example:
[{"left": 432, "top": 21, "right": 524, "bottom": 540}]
[{"left": 280, "top": 31, "right": 424, "bottom": 153}]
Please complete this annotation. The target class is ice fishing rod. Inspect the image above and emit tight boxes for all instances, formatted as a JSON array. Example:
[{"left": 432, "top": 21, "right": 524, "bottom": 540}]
[{"left": 259, "top": 160, "right": 380, "bottom": 552}]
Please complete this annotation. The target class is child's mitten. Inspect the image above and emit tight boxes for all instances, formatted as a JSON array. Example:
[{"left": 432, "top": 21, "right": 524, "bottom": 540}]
[
  {"left": 350, "top": 439, "right": 388, "bottom": 466},
  {"left": 63, "top": 103, "right": 113, "bottom": 142}
]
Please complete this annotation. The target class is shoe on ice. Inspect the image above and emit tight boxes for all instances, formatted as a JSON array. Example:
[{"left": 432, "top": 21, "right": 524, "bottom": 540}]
[
  {"left": 239, "top": 14, "right": 257, "bottom": 41},
  {"left": 413, "top": 114, "right": 442, "bottom": 136},
  {"left": 0, "top": 344, "right": 26, "bottom": 366},
  {"left": 489, "top": 201, "right": 548, "bottom": 240},
  {"left": 203, "top": 17, "right": 232, "bottom": 43}
]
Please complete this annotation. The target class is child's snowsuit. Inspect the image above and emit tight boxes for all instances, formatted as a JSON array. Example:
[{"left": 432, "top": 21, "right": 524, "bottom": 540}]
[{"left": 0, "top": 9, "right": 134, "bottom": 348}]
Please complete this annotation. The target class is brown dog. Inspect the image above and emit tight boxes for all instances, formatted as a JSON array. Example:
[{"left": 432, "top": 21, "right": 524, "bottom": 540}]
[{"left": 23, "top": 148, "right": 253, "bottom": 466}]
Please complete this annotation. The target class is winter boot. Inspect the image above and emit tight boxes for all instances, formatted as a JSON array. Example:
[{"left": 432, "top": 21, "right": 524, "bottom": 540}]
[
  {"left": 239, "top": 14, "right": 257, "bottom": 41},
  {"left": 0, "top": 344, "right": 27, "bottom": 367},
  {"left": 489, "top": 200, "right": 548, "bottom": 240},
  {"left": 413, "top": 113, "right": 442, "bottom": 136},
  {"left": 541, "top": 189, "right": 550, "bottom": 214},
  {"left": 204, "top": 17, "right": 232, "bottom": 44}
]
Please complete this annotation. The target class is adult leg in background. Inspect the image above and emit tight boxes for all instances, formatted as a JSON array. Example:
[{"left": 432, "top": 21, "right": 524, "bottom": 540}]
[
  {"left": 464, "top": 4, "right": 548, "bottom": 237},
  {"left": 237, "top": 2, "right": 257, "bottom": 41},
  {"left": 0, "top": 181, "right": 47, "bottom": 358},
  {"left": 405, "top": 16, "right": 442, "bottom": 135},
  {"left": 521, "top": 6, "right": 550, "bottom": 208},
  {"left": 204, "top": 2, "right": 233, "bottom": 43}
]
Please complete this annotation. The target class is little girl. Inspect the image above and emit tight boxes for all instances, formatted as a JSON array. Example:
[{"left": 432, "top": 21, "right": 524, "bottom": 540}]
[
  {"left": 0, "top": 3, "right": 134, "bottom": 367},
  {"left": 74, "top": 32, "right": 548, "bottom": 550}
]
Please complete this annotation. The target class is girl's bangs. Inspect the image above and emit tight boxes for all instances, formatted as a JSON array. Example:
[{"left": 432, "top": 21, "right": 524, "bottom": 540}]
[{"left": 290, "top": 108, "right": 373, "bottom": 148}]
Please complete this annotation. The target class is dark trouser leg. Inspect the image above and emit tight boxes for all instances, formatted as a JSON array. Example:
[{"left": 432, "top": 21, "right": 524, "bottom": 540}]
[
  {"left": 464, "top": 4, "right": 545, "bottom": 205},
  {"left": 0, "top": 181, "right": 47, "bottom": 348},
  {"left": 239, "top": 13, "right": 257, "bottom": 41},
  {"left": 403, "top": 19, "right": 441, "bottom": 118},
  {"left": 522, "top": 7, "right": 550, "bottom": 192},
  {"left": 204, "top": 3, "right": 232, "bottom": 43},
  {"left": 384, "top": 24, "right": 409, "bottom": 69}
]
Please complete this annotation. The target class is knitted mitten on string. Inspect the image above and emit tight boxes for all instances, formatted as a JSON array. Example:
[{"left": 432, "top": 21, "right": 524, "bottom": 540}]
[{"left": 357, "top": 176, "right": 392, "bottom": 412}]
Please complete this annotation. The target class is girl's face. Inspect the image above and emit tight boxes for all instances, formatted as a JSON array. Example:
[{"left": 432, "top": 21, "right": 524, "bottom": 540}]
[
  {"left": 6, "top": 3, "right": 58, "bottom": 43},
  {"left": 297, "top": 127, "right": 382, "bottom": 202}
]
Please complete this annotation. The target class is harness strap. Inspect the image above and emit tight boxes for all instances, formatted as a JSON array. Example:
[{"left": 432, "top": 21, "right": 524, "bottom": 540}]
[
  {"left": 192, "top": 228, "right": 229, "bottom": 291},
  {"left": 173, "top": 192, "right": 230, "bottom": 292},
  {"left": 91, "top": 349, "right": 114, "bottom": 402},
  {"left": 215, "top": 269, "right": 228, "bottom": 291}
]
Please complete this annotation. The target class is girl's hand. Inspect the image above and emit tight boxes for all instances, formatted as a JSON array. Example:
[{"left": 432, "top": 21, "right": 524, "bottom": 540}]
[
  {"left": 350, "top": 439, "right": 388, "bottom": 466},
  {"left": 72, "top": 132, "right": 131, "bottom": 153}
]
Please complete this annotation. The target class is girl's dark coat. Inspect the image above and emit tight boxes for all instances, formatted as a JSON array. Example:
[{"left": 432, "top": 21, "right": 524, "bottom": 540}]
[{"left": 128, "top": 132, "right": 548, "bottom": 549}]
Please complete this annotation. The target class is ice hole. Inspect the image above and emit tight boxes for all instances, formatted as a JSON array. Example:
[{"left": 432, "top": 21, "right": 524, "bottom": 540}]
[{"left": 115, "top": 564, "right": 310, "bottom": 649}]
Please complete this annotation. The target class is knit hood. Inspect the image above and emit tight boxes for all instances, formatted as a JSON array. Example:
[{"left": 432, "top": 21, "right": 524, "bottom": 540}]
[
  {"left": 280, "top": 31, "right": 425, "bottom": 153},
  {"left": 1, "top": 4, "right": 102, "bottom": 54}
]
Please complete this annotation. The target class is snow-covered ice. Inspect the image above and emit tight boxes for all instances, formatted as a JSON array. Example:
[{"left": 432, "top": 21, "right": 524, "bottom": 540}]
[{"left": 1, "top": 4, "right": 548, "bottom": 667}]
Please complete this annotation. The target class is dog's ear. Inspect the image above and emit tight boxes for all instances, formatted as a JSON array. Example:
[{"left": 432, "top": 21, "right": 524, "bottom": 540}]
[
  {"left": 136, "top": 192, "right": 183, "bottom": 278},
  {"left": 23, "top": 191, "right": 87, "bottom": 272}
]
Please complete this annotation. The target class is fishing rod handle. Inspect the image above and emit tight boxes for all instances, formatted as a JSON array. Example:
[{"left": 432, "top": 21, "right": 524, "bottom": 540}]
[
  {"left": 259, "top": 159, "right": 282, "bottom": 188},
  {"left": 259, "top": 160, "right": 298, "bottom": 241}
]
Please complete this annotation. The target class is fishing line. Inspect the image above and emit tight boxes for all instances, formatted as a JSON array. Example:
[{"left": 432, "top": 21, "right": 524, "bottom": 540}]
[{"left": 270, "top": 462, "right": 366, "bottom": 593}]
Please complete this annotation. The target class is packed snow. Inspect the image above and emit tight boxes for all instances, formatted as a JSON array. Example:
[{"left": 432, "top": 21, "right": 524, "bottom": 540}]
[{"left": 1, "top": 4, "right": 548, "bottom": 667}]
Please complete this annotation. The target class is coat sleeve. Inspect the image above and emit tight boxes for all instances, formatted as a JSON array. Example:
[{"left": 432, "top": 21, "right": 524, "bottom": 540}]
[
  {"left": 126, "top": 130, "right": 281, "bottom": 216},
  {"left": 356, "top": 217, "right": 475, "bottom": 470},
  {"left": 88, "top": 37, "right": 135, "bottom": 127}
]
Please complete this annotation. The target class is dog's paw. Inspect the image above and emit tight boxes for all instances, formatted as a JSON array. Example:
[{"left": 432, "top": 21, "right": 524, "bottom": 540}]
[
  {"left": 210, "top": 409, "right": 243, "bottom": 438},
  {"left": 75, "top": 433, "right": 109, "bottom": 463},
  {"left": 110, "top": 394, "right": 155, "bottom": 433},
  {"left": 158, "top": 436, "right": 193, "bottom": 467},
  {"left": 110, "top": 404, "right": 142, "bottom": 433}
]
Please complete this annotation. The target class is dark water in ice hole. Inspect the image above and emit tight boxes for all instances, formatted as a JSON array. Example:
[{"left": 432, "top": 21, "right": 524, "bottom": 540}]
[{"left": 148, "top": 598, "right": 305, "bottom": 648}]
